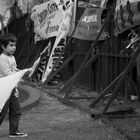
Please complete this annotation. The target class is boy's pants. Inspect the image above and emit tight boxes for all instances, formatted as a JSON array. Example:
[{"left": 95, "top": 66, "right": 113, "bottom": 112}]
[{"left": 0, "top": 89, "right": 21, "bottom": 134}]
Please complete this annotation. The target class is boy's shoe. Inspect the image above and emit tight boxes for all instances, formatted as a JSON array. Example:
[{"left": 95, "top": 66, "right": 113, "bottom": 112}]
[{"left": 9, "top": 131, "right": 28, "bottom": 138}]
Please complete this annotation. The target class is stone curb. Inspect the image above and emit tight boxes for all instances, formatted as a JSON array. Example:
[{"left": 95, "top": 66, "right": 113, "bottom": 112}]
[{"left": 26, "top": 82, "right": 90, "bottom": 114}]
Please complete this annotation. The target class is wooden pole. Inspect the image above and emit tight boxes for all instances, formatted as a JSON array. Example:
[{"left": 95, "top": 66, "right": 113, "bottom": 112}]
[
  {"left": 102, "top": 40, "right": 140, "bottom": 114},
  {"left": 61, "top": 11, "right": 111, "bottom": 97}
]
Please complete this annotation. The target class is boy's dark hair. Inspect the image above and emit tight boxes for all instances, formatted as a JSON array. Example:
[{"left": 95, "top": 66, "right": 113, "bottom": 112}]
[
  {"left": 0, "top": 33, "right": 17, "bottom": 54},
  {"left": 0, "top": 33, "right": 17, "bottom": 48}
]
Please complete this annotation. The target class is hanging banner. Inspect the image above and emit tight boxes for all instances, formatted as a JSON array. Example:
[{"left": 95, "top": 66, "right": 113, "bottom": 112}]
[
  {"left": 42, "top": 0, "right": 73, "bottom": 82},
  {"left": 73, "top": 0, "right": 106, "bottom": 41},
  {"left": 31, "top": 0, "right": 76, "bottom": 41},
  {"left": 31, "top": 0, "right": 63, "bottom": 40},
  {"left": 115, "top": 0, "right": 140, "bottom": 35}
]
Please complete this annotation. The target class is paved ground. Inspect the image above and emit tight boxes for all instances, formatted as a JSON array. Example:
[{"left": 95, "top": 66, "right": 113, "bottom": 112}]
[{"left": 0, "top": 87, "right": 126, "bottom": 140}]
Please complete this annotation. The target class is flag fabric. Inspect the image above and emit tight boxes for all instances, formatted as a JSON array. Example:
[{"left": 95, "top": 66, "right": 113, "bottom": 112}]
[
  {"left": 115, "top": 0, "right": 140, "bottom": 35},
  {"left": 28, "top": 56, "right": 41, "bottom": 77},
  {"left": 29, "top": 41, "right": 51, "bottom": 79},
  {"left": 0, "top": 69, "right": 29, "bottom": 112},
  {"left": 41, "top": 0, "right": 73, "bottom": 82}
]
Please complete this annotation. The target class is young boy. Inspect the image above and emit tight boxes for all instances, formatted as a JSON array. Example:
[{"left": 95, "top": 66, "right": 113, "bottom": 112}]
[{"left": 0, "top": 33, "right": 27, "bottom": 137}]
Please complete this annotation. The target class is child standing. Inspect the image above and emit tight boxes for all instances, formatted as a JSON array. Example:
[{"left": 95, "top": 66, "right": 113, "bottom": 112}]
[{"left": 0, "top": 33, "right": 27, "bottom": 137}]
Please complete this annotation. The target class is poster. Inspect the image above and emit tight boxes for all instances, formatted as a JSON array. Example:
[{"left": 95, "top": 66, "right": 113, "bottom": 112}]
[
  {"left": 31, "top": 0, "right": 77, "bottom": 41},
  {"left": 73, "top": 0, "right": 106, "bottom": 40}
]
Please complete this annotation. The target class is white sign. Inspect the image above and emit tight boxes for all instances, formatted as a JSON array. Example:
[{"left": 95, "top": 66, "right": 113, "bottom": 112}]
[
  {"left": 42, "top": 0, "right": 73, "bottom": 82},
  {"left": 82, "top": 15, "right": 97, "bottom": 23},
  {"left": 31, "top": 0, "right": 63, "bottom": 40}
]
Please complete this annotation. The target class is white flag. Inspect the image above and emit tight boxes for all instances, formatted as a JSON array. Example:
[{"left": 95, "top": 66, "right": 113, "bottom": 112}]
[
  {"left": 0, "top": 69, "right": 29, "bottom": 112},
  {"left": 31, "top": 0, "right": 63, "bottom": 41},
  {"left": 41, "top": 0, "right": 73, "bottom": 82}
]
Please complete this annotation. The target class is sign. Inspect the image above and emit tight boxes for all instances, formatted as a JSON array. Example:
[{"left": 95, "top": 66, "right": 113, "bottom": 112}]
[
  {"left": 73, "top": 6, "right": 105, "bottom": 40},
  {"left": 31, "top": 0, "right": 63, "bottom": 40},
  {"left": 31, "top": 0, "right": 76, "bottom": 41},
  {"left": 42, "top": 0, "right": 73, "bottom": 82},
  {"left": 115, "top": 0, "right": 140, "bottom": 35}
]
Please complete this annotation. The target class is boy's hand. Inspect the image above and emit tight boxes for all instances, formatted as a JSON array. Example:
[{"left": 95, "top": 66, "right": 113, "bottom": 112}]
[
  {"left": 14, "top": 88, "right": 19, "bottom": 98},
  {"left": 28, "top": 68, "right": 33, "bottom": 73}
]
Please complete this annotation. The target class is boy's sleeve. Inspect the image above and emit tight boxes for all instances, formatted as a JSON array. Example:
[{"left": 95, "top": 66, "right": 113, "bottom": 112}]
[
  {"left": 13, "top": 56, "right": 20, "bottom": 72},
  {"left": 0, "top": 57, "right": 16, "bottom": 76}
]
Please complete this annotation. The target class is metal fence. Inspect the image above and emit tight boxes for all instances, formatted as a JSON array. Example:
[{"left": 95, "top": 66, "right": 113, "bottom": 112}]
[{"left": 61, "top": 36, "right": 134, "bottom": 93}]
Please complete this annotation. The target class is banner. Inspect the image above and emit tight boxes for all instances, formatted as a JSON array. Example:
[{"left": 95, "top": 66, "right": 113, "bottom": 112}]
[
  {"left": 0, "top": 0, "right": 15, "bottom": 30},
  {"left": 41, "top": 0, "right": 73, "bottom": 82},
  {"left": 115, "top": 0, "right": 140, "bottom": 35},
  {"left": 29, "top": 41, "right": 52, "bottom": 81},
  {"left": 0, "top": 69, "right": 29, "bottom": 112},
  {"left": 31, "top": 0, "right": 63, "bottom": 40},
  {"left": 73, "top": 2, "right": 106, "bottom": 40}
]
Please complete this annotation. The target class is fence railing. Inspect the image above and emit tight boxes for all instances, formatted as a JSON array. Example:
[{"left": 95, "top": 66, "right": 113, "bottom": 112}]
[{"left": 61, "top": 37, "right": 134, "bottom": 92}]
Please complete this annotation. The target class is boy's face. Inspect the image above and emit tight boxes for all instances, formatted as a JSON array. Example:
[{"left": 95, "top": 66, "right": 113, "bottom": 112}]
[{"left": 3, "top": 41, "right": 16, "bottom": 56}]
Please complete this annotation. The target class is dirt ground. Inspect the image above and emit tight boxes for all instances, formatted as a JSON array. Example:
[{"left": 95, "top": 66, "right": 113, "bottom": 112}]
[
  {"left": 65, "top": 87, "right": 140, "bottom": 140},
  {"left": 43, "top": 86, "right": 140, "bottom": 140},
  {"left": 0, "top": 87, "right": 127, "bottom": 140}
]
